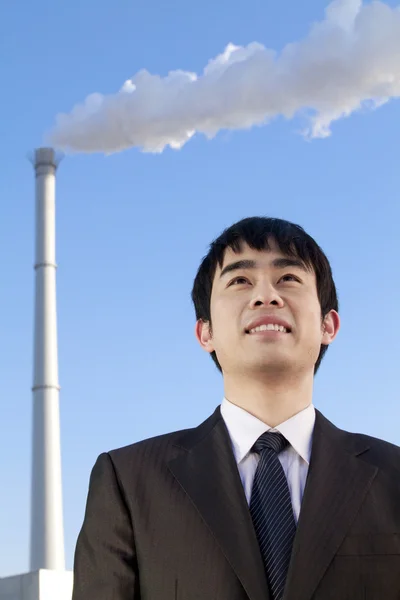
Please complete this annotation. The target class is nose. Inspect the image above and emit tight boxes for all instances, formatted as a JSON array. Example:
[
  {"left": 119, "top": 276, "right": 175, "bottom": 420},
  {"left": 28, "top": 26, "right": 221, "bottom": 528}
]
[{"left": 249, "top": 283, "right": 284, "bottom": 308}]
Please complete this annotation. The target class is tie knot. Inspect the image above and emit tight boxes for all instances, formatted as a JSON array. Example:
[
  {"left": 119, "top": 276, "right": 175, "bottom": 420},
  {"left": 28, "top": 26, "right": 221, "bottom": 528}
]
[{"left": 252, "top": 431, "right": 289, "bottom": 455}]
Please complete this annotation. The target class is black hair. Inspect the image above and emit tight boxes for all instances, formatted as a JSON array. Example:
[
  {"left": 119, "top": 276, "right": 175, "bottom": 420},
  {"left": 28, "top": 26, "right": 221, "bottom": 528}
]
[{"left": 191, "top": 216, "right": 339, "bottom": 375}]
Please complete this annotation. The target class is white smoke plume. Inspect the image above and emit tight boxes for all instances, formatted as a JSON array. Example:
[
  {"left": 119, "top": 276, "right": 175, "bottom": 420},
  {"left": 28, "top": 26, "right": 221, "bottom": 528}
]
[{"left": 47, "top": 0, "right": 400, "bottom": 154}]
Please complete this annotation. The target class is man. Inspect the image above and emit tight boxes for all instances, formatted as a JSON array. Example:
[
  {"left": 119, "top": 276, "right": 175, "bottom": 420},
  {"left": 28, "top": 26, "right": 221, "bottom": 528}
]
[{"left": 72, "top": 216, "right": 400, "bottom": 600}]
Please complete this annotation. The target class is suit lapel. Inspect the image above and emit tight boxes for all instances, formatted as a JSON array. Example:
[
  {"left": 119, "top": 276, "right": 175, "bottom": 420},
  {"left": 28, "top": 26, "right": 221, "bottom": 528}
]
[
  {"left": 168, "top": 407, "right": 270, "bottom": 600},
  {"left": 283, "top": 409, "right": 379, "bottom": 600}
]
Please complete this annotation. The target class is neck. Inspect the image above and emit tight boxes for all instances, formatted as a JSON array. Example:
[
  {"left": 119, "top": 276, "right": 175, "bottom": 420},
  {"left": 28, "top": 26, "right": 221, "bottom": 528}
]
[{"left": 223, "top": 369, "right": 314, "bottom": 428}]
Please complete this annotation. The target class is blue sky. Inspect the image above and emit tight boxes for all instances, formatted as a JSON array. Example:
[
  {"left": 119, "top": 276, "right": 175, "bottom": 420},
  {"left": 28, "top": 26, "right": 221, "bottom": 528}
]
[{"left": 1, "top": 0, "right": 399, "bottom": 577}]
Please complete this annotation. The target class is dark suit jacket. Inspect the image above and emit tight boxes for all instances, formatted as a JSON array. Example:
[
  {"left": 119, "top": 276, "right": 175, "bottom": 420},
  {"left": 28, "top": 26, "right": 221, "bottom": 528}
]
[{"left": 72, "top": 407, "right": 400, "bottom": 600}]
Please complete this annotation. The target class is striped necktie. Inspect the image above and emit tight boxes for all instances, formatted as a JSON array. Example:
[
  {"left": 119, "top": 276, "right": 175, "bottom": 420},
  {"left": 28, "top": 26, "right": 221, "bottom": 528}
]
[{"left": 249, "top": 431, "right": 296, "bottom": 600}]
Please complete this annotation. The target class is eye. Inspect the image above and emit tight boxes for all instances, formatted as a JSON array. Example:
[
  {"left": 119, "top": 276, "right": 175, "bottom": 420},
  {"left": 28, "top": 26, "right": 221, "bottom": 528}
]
[
  {"left": 280, "top": 274, "right": 300, "bottom": 282},
  {"left": 228, "top": 276, "right": 249, "bottom": 286}
]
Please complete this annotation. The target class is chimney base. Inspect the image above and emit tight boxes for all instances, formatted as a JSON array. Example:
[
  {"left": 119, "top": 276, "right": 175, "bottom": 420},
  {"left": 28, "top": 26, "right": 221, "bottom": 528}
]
[{"left": 0, "top": 570, "right": 72, "bottom": 600}]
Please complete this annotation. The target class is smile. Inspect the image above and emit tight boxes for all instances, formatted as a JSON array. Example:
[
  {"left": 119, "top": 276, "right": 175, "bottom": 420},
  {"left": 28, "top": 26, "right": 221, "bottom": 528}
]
[{"left": 247, "top": 324, "right": 289, "bottom": 334}]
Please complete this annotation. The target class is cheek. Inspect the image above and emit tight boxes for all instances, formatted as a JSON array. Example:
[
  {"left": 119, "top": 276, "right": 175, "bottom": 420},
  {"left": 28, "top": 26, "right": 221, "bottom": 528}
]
[
  {"left": 210, "top": 302, "right": 240, "bottom": 342},
  {"left": 301, "top": 299, "right": 322, "bottom": 327},
  {"left": 296, "top": 308, "right": 323, "bottom": 342},
  {"left": 297, "top": 313, "right": 323, "bottom": 362},
  {"left": 213, "top": 314, "right": 234, "bottom": 341}
]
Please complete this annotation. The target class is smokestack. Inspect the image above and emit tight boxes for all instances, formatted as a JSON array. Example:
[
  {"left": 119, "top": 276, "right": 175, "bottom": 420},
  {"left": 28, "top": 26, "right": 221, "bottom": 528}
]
[{"left": 30, "top": 147, "right": 65, "bottom": 571}]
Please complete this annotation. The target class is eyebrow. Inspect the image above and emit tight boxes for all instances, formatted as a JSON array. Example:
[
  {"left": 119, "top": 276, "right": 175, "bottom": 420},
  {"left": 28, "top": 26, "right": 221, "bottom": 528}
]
[{"left": 219, "top": 257, "right": 310, "bottom": 279}]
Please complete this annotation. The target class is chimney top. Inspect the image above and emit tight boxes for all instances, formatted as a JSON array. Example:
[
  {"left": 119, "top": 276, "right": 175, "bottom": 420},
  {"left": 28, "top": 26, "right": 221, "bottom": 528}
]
[{"left": 34, "top": 147, "right": 57, "bottom": 168}]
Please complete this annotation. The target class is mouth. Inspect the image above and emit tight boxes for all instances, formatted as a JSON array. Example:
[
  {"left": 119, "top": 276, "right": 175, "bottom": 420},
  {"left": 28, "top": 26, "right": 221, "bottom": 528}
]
[{"left": 245, "top": 324, "right": 292, "bottom": 335}]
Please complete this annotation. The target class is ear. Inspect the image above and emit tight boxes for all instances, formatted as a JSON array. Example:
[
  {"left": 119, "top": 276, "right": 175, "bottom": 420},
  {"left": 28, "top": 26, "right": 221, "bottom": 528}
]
[
  {"left": 194, "top": 319, "right": 215, "bottom": 353},
  {"left": 321, "top": 310, "right": 340, "bottom": 346}
]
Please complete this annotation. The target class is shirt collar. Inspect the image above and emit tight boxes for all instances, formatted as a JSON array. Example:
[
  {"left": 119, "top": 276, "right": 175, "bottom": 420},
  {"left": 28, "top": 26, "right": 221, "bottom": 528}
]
[{"left": 220, "top": 396, "right": 315, "bottom": 465}]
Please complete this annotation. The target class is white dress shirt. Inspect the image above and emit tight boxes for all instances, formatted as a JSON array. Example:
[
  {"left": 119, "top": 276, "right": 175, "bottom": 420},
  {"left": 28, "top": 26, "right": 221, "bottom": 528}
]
[{"left": 220, "top": 397, "right": 315, "bottom": 523}]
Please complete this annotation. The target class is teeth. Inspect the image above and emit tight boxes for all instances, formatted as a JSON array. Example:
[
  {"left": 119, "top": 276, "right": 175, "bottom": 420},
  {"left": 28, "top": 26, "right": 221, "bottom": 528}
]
[{"left": 249, "top": 324, "right": 288, "bottom": 334}]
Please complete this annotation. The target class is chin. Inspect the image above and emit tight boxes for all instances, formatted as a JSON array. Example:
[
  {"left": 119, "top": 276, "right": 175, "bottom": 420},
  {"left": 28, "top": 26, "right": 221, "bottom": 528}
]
[{"left": 247, "top": 359, "right": 290, "bottom": 373}]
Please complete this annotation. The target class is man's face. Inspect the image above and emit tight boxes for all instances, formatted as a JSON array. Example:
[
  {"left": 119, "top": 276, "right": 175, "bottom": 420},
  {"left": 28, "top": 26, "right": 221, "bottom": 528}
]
[{"left": 195, "top": 239, "right": 340, "bottom": 377}]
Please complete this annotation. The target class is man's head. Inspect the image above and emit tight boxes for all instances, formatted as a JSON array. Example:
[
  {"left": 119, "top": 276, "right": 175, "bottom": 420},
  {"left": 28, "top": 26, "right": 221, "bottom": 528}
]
[{"left": 191, "top": 217, "right": 340, "bottom": 378}]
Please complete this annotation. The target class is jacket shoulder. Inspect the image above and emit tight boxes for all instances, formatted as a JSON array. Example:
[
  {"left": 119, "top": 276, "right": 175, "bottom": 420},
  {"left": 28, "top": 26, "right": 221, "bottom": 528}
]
[
  {"left": 106, "top": 407, "right": 222, "bottom": 467},
  {"left": 318, "top": 410, "right": 400, "bottom": 471},
  {"left": 107, "top": 427, "right": 194, "bottom": 465},
  {"left": 344, "top": 429, "right": 400, "bottom": 475}
]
